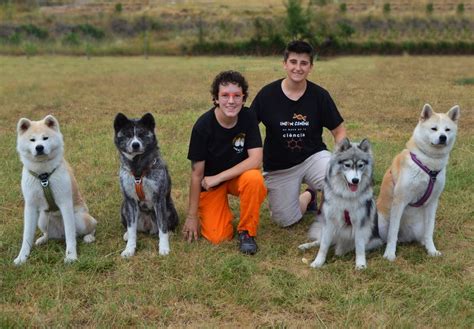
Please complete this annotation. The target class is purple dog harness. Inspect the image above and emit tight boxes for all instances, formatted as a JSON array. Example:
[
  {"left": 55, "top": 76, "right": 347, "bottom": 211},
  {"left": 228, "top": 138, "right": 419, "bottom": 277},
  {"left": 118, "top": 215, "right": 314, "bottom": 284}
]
[{"left": 409, "top": 152, "right": 440, "bottom": 207}]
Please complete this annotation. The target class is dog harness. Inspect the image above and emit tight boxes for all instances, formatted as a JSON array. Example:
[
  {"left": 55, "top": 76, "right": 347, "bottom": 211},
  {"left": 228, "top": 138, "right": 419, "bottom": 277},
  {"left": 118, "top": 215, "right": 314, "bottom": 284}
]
[
  {"left": 409, "top": 152, "right": 440, "bottom": 207},
  {"left": 28, "top": 168, "right": 59, "bottom": 212},
  {"left": 131, "top": 159, "right": 157, "bottom": 202},
  {"left": 133, "top": 174, "right": 146, "bottom": 201},
  {"left": 343, "top": 210, "right": 351, "bottom": 226}
]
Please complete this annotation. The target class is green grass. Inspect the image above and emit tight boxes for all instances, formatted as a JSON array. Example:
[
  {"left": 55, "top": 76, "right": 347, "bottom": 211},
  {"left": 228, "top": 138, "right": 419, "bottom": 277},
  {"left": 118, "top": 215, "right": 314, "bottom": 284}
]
[{"left": 0, "top": 55, "right": 473, "bottom": 327}]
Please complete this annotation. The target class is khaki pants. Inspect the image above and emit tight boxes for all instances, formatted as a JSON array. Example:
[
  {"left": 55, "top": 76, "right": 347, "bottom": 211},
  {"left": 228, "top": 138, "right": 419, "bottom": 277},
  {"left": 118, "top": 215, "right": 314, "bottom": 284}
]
[
  {"left": 198, "top": 169, "right": 267, "bottom": 244},
  {"left": 264, "top": 150, "right": 331, "bottom": 227}
]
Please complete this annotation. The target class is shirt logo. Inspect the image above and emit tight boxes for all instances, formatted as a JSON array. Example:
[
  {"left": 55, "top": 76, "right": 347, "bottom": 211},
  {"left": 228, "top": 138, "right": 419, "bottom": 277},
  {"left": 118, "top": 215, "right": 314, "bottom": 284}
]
[{"left": 233, "top": 133, "right": 245, "bottom": 153}]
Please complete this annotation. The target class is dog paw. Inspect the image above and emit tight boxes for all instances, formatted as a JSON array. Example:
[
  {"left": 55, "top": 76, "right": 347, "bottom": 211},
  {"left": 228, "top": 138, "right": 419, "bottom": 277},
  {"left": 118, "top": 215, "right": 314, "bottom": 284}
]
[
  {"left": 83, "top": 234, "right": 96, "bottom": 243},
  {"left": 428, "top": 250, "right": 442, "bottom": 257},
  {"left": 298, "top": 243, "right": 309, "bottom": 251},
  {"left": 383, "top": 251, "right": 396, "bottom": 262},
  {"left": 121, "top": 248, "right": 135, "bottom": 258},
  {"left": 159, "top": 248, "right": 170, "bottom": 256},
  {"left": 13, "top": 255, "right": 28, "bottom": 266},
  {"left": 310, "top": 259, "right": 324, "bottom": 268},
  {"left": 355, "top": 263, "right": 367, "bottom": 270},
  {"left": 35, "top": 235, "right": 48, "bottom": 246},
  {"left": 64, "top": 254, "right": 78, "bottom": 264}
]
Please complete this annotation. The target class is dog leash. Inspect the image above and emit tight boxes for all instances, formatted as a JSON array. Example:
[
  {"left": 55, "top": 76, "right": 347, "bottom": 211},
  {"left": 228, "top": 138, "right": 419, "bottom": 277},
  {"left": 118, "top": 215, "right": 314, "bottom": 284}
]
[
  {"left": 409, "top": 152, "right": 440, "bottom": 207},
  {"left": 28, "top": 168, "right": 60, "bottom": 212}
]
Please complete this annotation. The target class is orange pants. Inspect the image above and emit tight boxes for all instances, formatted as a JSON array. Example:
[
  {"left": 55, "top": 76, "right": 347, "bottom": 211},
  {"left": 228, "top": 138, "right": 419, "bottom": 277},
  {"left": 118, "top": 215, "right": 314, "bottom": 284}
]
[{"left": 198, "top": 169, "right": 267, "bottom": 244}]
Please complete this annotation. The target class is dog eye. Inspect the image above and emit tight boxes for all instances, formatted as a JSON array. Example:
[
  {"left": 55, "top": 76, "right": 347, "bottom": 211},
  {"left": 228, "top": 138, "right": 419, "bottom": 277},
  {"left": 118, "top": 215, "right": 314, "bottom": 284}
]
[
  {"left": 357, "top": 163, "right": 365, "bottom": 169},
  {"left": 30, "top": 138, "right": 35, "bottom": 142},
  {"left": 344, "top": 163, "right": 351, "bottom": 168},
  {"left": 445, "top": 128, "right": 451, "bottom": 132},
  {"left": 43, "top": 136, "right": 49, "bottom": 140},
  {"left": 431, "top": 127, "right": 438, "bottom": 131}
]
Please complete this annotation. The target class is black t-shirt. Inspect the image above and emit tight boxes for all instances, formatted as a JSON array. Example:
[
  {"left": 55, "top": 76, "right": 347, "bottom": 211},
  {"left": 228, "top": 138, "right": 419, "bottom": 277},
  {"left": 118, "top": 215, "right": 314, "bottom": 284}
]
[
  {"left": 187, "top": 106, "right": 262, "bottom": 177},
  {"left": 251, "top": 79, "right": 343, "bottom": 171}
]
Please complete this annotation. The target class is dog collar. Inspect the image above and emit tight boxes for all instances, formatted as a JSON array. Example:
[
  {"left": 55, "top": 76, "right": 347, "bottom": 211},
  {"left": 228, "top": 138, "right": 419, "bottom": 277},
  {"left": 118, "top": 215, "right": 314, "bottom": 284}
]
[
  {"left": 409, "top": 152, "right": 440, "bottom": 207},
  {"left": 28, "top": 168, "right": 59, "bottom": 212}
]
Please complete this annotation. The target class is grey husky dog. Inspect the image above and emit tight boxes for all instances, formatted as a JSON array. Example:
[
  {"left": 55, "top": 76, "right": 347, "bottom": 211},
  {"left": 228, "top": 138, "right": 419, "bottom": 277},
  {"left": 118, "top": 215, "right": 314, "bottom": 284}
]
[
  {"left": 299, "top": 138, "right": 383, "bottom": 269},
  {"left": 114, "top": 113, "right": 179, "bottom": 258}
]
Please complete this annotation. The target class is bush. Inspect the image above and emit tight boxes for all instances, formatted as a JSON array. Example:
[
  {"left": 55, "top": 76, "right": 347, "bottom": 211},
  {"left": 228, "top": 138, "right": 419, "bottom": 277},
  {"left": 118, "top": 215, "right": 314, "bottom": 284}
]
[
  {"left": 339, "top": 3, "right": 347, "bottom": 13},
  {"left": 21, "top": 24, "right": 48, "bottom": 40},
  {"left": 457, "top": 3, "right": 464, "bottom": 14},
  {"left": 426, "top": 3, "right": 434, "bottom": 15},
  {"left": 337, "top": 21, "right": 355, "bottom": 38},
  {"left": 115, "top": 3, "right": 122, "bottom": 13},
  {"left": 76, "top": 24, "right": 104, "bottom": 39},
  {"left": 383, "top": 3, "right": 391, "bottom": 15},
  {"left": 62, "top": 32, "right": 80, "bottom": 46}
]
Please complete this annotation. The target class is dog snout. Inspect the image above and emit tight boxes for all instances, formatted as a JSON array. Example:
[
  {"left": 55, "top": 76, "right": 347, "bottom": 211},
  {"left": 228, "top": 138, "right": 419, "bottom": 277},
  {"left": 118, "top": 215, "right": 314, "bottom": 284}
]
[
  {"left": 351, "top": 178, "right": 359, "bottom": 184},
  {"left": 35, "top": 145, "right": 44, "bottom": 154},
  {"left": 439, "top": 135, "right": 447, "bottom": 144},
  {"left": 132, "top": 142, "right": 141, "bottom": 150}
]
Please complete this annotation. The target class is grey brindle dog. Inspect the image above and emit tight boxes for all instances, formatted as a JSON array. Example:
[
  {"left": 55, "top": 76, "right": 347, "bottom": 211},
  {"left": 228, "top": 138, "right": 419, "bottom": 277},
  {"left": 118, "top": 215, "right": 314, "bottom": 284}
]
[{"left": 114, "top": 113, "right": 178, "bottom": 257}]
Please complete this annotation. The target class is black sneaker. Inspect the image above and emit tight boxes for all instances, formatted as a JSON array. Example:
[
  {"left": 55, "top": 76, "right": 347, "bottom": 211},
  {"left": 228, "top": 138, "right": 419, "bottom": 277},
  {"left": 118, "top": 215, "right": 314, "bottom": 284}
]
[{"left": 238, "top": 231, "right": 258, "bottom": 255}]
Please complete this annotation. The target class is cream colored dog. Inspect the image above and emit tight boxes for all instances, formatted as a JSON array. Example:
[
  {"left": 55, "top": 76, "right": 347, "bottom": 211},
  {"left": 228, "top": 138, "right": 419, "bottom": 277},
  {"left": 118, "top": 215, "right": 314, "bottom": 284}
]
[
  {"left": 14, "top": 115, "right": 97, "bottom": 265},
  {"left": 377, "top": 104, "right": 460, "bottom": 261}
]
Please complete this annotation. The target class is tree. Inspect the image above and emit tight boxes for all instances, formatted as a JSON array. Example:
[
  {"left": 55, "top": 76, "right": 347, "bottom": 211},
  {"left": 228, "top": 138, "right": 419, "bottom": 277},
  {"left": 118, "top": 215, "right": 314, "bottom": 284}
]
[{"left": 285, "top": 0, "right": 310, "bottom": 39}]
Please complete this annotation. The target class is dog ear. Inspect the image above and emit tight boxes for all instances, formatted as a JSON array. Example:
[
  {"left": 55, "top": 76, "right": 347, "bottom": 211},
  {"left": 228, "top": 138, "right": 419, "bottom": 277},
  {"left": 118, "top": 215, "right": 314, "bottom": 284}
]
[
  {"left": 336, "top": 137, "right": 351, "bottom": 152},
  {"left": 140, "top": 113, "right": 155, "bottom": 131},
  {"left": 114, "top": 113, "right": 129, "bottom": 132},
  {"left": 420, "top": 104, "right": 433, "bottom": 121},
  {"left": 43, "top": 115, "right": 60, "bottom": 132},
  {"left": 17, "top": 118, "right": 31, "bottom": 135},
  {"left": 358, "top": 138, "right": 371, "bottom": 153},
  {"left": 447, "top": 105, "right": 460, "bottom": 123}
]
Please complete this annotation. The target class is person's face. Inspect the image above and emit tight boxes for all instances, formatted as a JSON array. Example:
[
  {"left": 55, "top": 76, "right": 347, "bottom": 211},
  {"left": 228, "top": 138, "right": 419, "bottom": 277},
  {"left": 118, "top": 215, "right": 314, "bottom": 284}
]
[
  {"left": 283, "top": 52, "right": 313, "bottom": 83},
  {"left": 216, "top": 83, "right": 244, "bottom": 118}
]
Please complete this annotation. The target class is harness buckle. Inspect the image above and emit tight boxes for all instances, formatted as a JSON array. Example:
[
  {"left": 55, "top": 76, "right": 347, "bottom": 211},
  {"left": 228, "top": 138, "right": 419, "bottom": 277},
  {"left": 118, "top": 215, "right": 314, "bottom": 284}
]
[
  {"left": 38, "top": 173, "right": 49, "bottom": 187},
  {"left": 134, "top": 177, "right": 142, "bottom": 184}
]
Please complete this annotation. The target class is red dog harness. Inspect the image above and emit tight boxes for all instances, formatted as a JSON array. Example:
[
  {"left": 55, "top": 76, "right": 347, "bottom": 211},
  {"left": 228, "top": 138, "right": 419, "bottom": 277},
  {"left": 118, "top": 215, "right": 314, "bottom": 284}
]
[{"left": 344, "top": 210, "right": 351, "bottom": 226}]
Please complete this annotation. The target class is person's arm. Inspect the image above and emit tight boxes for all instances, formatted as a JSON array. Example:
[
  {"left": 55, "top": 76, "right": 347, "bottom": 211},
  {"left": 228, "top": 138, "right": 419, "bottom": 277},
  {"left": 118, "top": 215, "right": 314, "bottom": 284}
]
[
  {"left": 331, "top": 122, "right": 347, "bottom": 144},
  {"left": 201, "top": 147, "right": 262, "bottom": 191},
  {"left": 182, "top": 160, "right": 205, "bottom": 242}
]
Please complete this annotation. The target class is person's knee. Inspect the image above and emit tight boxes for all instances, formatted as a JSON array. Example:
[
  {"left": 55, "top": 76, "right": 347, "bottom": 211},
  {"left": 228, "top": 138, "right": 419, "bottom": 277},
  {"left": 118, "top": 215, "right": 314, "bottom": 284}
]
[{"left": 241, "top": 169, "right": 265, "bottom": 186}]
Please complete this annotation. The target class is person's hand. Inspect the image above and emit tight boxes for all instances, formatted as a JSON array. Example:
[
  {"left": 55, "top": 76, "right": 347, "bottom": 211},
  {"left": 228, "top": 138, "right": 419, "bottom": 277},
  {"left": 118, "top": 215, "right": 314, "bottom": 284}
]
[
  {"left": 182, "top": 215, "right": 199, "bottom": 242},
  {"left": 201, "top": 175, "right": 221, "bottom": 191}
]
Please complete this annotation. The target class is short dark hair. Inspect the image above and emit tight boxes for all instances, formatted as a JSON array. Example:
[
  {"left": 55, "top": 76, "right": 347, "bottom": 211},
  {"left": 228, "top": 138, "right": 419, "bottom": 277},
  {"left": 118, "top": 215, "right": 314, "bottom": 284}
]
[
  {"left": 211, "top": 70, "right": 249, "bottom": 106},
  {"left": 284, "top": 40, "right": 315, "bottom": 65}
]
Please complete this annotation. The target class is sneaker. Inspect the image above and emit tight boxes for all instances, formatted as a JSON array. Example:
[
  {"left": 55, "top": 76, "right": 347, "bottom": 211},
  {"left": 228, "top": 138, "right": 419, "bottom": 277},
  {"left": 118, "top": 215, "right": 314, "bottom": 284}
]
[
  {"left": 238, "top": 230, "right": 258, "bottom": 255},
  {"left": 305, "top": 188, "right": 317, "bottom": 212}
]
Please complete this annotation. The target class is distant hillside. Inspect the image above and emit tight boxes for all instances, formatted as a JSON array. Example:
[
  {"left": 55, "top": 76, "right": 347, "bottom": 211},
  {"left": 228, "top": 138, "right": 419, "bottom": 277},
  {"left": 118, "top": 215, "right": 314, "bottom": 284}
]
[{"left": 1, "top": 0, "right": 473, "bottom": 56}]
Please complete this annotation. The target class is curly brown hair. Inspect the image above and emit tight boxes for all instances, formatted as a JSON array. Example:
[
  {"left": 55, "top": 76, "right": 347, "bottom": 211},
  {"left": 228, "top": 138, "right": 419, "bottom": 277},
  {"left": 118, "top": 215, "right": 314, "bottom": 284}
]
[{"left": 210, "top": 70, "right": 249, "bottom": 106}]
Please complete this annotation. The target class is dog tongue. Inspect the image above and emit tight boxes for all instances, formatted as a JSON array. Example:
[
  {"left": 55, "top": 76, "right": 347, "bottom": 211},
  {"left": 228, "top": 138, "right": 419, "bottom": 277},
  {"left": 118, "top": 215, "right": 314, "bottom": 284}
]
[{"left": 349, "top": 183, "right": 358, "bottom": 192}]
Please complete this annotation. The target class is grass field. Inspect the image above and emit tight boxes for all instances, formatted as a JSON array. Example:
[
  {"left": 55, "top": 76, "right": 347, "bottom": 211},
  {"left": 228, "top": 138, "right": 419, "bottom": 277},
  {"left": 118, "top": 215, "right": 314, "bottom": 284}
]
[{"left": 0, "top": 55, "right": 473, "bottom": 327}]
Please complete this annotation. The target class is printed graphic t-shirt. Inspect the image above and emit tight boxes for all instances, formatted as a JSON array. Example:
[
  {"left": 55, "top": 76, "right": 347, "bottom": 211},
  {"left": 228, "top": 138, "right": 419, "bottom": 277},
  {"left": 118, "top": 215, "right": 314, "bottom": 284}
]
[
  {"left": 187, "top": 106, "right": 262, "bottom": 177},
  {"left": 251, "top": 79, "right": 343, "bottom": 171}
]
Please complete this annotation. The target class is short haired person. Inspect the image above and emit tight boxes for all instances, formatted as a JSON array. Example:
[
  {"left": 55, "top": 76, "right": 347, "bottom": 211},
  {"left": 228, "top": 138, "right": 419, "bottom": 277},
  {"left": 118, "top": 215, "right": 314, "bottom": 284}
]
[
  {"left": 183, "top": 71, "right": 267, "bottom": 254},
  {"left": 250, "top": 40, "right": 346, "bottom": 227}
]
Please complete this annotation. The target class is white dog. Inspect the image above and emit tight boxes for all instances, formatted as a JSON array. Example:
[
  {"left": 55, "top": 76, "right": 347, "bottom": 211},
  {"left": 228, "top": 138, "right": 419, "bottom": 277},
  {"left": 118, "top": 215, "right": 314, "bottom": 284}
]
[
  {"left": 14, "top": 115, "right": 97, "bottom": 265},
  {"left": 377, "top": 104, "right": 460, "bottom": 261}
]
